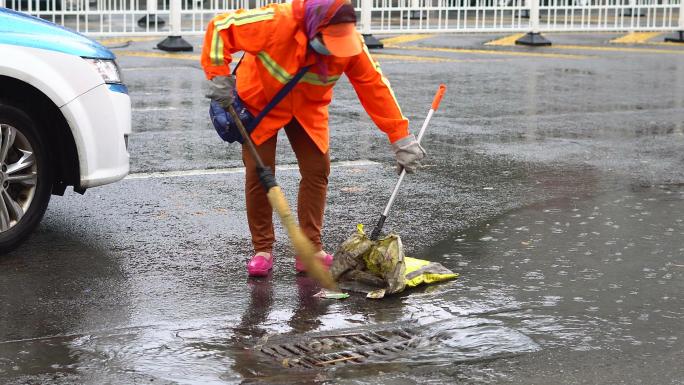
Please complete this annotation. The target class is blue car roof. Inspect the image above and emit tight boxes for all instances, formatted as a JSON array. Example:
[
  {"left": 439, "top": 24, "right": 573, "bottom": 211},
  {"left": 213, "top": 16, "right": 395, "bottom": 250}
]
[{"left": 0, "top": 7, "right": 114, "bottom": 59}]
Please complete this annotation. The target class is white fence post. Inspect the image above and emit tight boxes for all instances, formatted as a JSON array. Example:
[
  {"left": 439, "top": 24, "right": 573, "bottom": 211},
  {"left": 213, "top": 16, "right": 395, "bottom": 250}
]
[
  {"left": 664, "top": 0, "right": 684, "bottom": 42},
  {"left": 530, "top": 0, "right": 540, "bottom": 33},
  {"left": 360, "top": 0, "right": 383, "bottom": 48},
  {"left": 169, "top": 0, "right": 180, "bottom": 33},
  {"left": 12, "top": 0, "right": 682, "bottom": 38},
  {"left": 361, "top": 0, "right": 372, "bottom": 35},
  {"left": 515, "top": 0, "right": 552, "bottom": 46},
  {"left": 0, "top": 0, "right": 5, "bottom": 8},
  {"left": 157, "top": 0, "right": 193, "bottom": 51}
]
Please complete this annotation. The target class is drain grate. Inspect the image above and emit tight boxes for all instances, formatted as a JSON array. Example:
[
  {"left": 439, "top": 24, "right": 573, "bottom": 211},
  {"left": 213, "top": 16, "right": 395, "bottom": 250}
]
[{"left": 259, "top": 328, "right": 420, "bottom": 368}]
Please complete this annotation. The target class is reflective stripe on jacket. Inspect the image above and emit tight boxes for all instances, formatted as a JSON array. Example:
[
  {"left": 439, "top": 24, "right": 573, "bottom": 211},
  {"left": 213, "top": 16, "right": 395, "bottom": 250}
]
[{"left": 201, "top": 3, "right": 409, "bottom": 153}]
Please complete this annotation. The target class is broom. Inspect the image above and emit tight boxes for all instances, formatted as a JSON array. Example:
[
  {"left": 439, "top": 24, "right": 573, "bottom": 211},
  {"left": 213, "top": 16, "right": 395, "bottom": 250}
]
[{"left": 228, "top": 105, "right": 337, "bottom": 290}]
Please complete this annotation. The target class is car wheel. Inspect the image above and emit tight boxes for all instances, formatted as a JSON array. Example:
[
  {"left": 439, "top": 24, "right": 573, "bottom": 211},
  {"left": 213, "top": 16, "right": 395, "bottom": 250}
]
[{"left": 0, "top": 104, "right": 53, "bottom": 253}]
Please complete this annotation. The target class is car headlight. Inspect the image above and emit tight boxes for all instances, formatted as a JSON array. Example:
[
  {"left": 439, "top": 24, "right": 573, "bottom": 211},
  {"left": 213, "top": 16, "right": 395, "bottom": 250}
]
[{"left": 83, "top": 58, "right": 123, "bottom": 84}]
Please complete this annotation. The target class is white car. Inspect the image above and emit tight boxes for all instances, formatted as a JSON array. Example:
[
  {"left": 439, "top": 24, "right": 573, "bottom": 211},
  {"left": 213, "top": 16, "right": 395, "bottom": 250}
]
[{"left": 0, "top": 8, "right": 131, "bottom": 252}]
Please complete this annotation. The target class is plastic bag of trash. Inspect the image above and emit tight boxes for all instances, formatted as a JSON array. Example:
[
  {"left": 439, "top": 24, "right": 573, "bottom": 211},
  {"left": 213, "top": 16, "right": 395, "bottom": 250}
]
[{"left": 330, "top": 225, "right": 458, "bottom": 299}]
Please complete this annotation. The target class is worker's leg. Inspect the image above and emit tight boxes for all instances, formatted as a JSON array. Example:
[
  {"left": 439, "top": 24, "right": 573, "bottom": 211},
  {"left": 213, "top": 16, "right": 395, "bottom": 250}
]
[
  {"left": 242, "top": 134, "right": 278, "bottom": 254},
  {"left": 284, "top": 119, "right": 330, "bottom": 252}
]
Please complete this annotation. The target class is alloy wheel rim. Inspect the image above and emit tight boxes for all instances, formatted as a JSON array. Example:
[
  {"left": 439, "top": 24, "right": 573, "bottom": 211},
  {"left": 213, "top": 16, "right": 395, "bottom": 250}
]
[{"left": 0, "top": 123, "right": 37, "bottom": 232}]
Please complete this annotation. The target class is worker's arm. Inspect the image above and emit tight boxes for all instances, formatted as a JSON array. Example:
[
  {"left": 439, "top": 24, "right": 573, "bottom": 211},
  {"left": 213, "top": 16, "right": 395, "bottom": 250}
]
[
  {"left": 201, "top": 6, "right": 277, "bottom": 79},
  {"left": 344, "top": 37, "right": 410, "bottom": 144}
]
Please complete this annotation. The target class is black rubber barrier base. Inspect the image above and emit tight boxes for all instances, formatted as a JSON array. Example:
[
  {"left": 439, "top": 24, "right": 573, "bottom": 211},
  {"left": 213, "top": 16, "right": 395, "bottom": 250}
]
[
  {"left": 363, "top": 34, "right": 384, "bottom": 49},
  {"left": 137, "top": 14, "right": 165, "bottom": 28},
  {"left": 664, "top": 31, "right": 684, "bottom": 43},
  {"left": 515, "top": 32, "right": 552, "bottom": 46},
  {"left": 157, "top": 36, "right": 193, "bottom": 52}
]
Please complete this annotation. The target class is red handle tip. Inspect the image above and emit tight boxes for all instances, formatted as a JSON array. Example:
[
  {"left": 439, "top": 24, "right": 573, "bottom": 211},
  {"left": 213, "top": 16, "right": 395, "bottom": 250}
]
[{"left": 431, "top": 84, "right": 447, "bottom": 111}]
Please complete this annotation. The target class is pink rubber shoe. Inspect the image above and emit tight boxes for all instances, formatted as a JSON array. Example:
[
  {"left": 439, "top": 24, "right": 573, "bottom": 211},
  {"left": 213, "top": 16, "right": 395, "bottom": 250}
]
[
  {"left": 295, "top": 253, "right": 334, "bottom": 273},
  {"left": 247, "top": 253, "right": 273, "bottom": 277}
]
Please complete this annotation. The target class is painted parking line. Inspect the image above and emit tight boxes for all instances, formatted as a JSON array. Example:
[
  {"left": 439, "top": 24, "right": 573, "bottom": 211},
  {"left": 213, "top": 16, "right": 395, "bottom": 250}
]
[
  {"left": 552, "top": 44, "right": 684, "bottom": 54},
  {"left": 132, "top": 106, "right": 178, "bottom": 112},
  {"left": 371, "top": 53, "right": 507, "bottom": 63},
  {"left": 379, "top": 34, "right": 435, "bottom": 45},
  {"left": 116, "top": 50, "right": 492, "bottom": 63},
  {"left": 122, "top": 66, "right": 201, "bottom": 72},
  {"left": 372, "top": 53, "right": 456, "bottom": 62},
  {"left": 98, "top": 36, "right": 159, "bottom": 47},
  {"left": 117, "top": 50, "right": 202, "bottom": 60},
  {"left": 384, "top": 44, "right": 588, "bottom": 59},
  {"left": 484, "top": 32, "right": 683, "bottom": 52},
  {"left": 610, "top": 32, "right": 662, "bottom": 44},
  {"left": 117, "top": 43, "right": 684, "bottom": 65},
  {"left": 485, "top": 33, "right": 526, "bottom": 46},
  {"left": 482, "top": 35, "right": 684, "bottom": 54},
  {"left": 126, "top": 160, "right": 380, "bottom": 180},
  {"left": 651, "top": 41, "right": 684, "bottom": 46}
]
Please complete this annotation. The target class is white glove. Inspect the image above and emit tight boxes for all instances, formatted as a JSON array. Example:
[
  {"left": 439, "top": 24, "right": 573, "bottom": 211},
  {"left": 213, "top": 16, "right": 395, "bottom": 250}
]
[
  {"left": 391, "top": 134, "right": 426, "bottom": 174},
  {"left": 206, "top": 75, "right": 235, "bottom": 109}
]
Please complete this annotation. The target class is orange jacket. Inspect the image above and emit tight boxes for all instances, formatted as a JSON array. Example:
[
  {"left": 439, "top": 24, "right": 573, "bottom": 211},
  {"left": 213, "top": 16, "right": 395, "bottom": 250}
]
[{"left": 201, "top": 3, "right": 409, "bottom": 153}]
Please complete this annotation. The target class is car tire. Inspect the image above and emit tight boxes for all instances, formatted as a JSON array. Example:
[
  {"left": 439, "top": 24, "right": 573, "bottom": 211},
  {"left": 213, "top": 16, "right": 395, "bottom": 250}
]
[{"left": 0, "top": 104, "right": 53, "bottom": 253}]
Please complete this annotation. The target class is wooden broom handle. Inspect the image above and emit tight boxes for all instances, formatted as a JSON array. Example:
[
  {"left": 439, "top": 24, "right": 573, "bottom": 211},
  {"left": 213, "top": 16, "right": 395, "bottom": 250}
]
[{"left": 228, "top": 105, "right": 337, "bottom": 290}]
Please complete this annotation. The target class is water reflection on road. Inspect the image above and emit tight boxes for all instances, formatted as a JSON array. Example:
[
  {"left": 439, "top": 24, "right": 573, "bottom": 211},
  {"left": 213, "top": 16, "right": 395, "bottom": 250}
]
[
  {"left": 252, "top": 183, "right": 683, "bottom": 383},
  {"left": 404, "top": 184, "right": 683, "bottom": 382},
  {"left": 1, "top": 185, "right": 682, "bottom": 384}
]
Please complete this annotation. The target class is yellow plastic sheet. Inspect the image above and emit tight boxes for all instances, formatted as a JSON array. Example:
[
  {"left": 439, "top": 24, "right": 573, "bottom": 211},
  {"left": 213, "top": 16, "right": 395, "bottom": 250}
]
[
  {"left": 404, "top": 257, "right": 459, "bottom": 288},
  {"left": 330, "top": 225, "right": 458, "bottom": 298}
]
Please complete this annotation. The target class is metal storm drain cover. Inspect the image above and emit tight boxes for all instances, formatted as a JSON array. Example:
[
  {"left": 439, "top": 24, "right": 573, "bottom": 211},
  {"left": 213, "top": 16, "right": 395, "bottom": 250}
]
[{"left": 259, "top": 328, "right": 420, "bottom": 369}]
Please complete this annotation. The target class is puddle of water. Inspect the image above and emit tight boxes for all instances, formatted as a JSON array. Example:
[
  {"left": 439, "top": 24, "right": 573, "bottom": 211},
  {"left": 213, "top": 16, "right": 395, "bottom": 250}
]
[
  {"left": 424, "top": 184, "right": 683, "bottom": 356},
  {"left": 0, "top": 320, "right": 241, "bottom": 384},
  {"left": 2, "top": 185, "right": 682, "bottom": 384}
]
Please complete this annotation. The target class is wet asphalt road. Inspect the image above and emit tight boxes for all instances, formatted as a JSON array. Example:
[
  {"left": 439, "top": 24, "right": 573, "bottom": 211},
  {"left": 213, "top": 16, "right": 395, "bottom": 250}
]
[{"left": 1, "top": 33, "right": 683, "bottom": 384}]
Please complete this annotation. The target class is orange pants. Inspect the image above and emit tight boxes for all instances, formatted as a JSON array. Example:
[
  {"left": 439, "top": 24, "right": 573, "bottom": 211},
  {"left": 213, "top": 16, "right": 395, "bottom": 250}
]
[{"left": 242, "top": 119, "right": 330, "bottom": 254}]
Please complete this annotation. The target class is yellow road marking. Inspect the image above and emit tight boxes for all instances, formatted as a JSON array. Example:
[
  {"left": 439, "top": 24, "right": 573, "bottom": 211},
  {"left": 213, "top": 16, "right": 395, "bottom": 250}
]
[
  {"left": 371, "top": 53, "right": 507, "bottom": 63},
  {"left": 610, "top": 32, "right": 662, "bottom": 44},
  {"left": 116, "top": 50, "right": 491, "bottom": 64},
  {"left": 650, "top": 41, "right": 684, "bottom": 46},
  {"left": 553, "top": 44, "right": 684, "bottom": 54},
  {"left": 379, "top": 34, "right": 434, "bottom": 45},
  {"left": 371, "top": 53, "right": 458, "bottom": 62},
  {"left": 117, "top": 50, "right": 202, "bottom": 60},
  {"left": 485, "top": 33, "right": 526, "bottom": 46},
  {"left": 98, "top": 36, "right": 159, "bottom": 46},
  {"left": 118, "top": 41, "right": 683, "bottom": 66},
  {"left": 385, "top": 44, "right": 588, "bottom": 59}
]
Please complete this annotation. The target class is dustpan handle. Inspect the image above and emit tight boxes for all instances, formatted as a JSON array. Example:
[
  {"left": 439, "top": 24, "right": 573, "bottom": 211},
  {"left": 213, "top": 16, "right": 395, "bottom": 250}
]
[{"left": 369, "top": 84, "right": 446, "bottom": 241}]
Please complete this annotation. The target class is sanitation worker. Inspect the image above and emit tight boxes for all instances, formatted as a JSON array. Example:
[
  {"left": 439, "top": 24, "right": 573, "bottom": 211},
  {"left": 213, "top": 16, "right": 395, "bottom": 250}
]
[{"left": 201, "top": 0, "right": 425, "bottom": 277}]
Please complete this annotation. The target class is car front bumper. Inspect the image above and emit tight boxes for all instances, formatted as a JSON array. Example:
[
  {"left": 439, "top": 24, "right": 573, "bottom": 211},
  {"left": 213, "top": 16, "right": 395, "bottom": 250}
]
[{"left": 60, "top": 83, "right": 131, "bottom": 190}]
